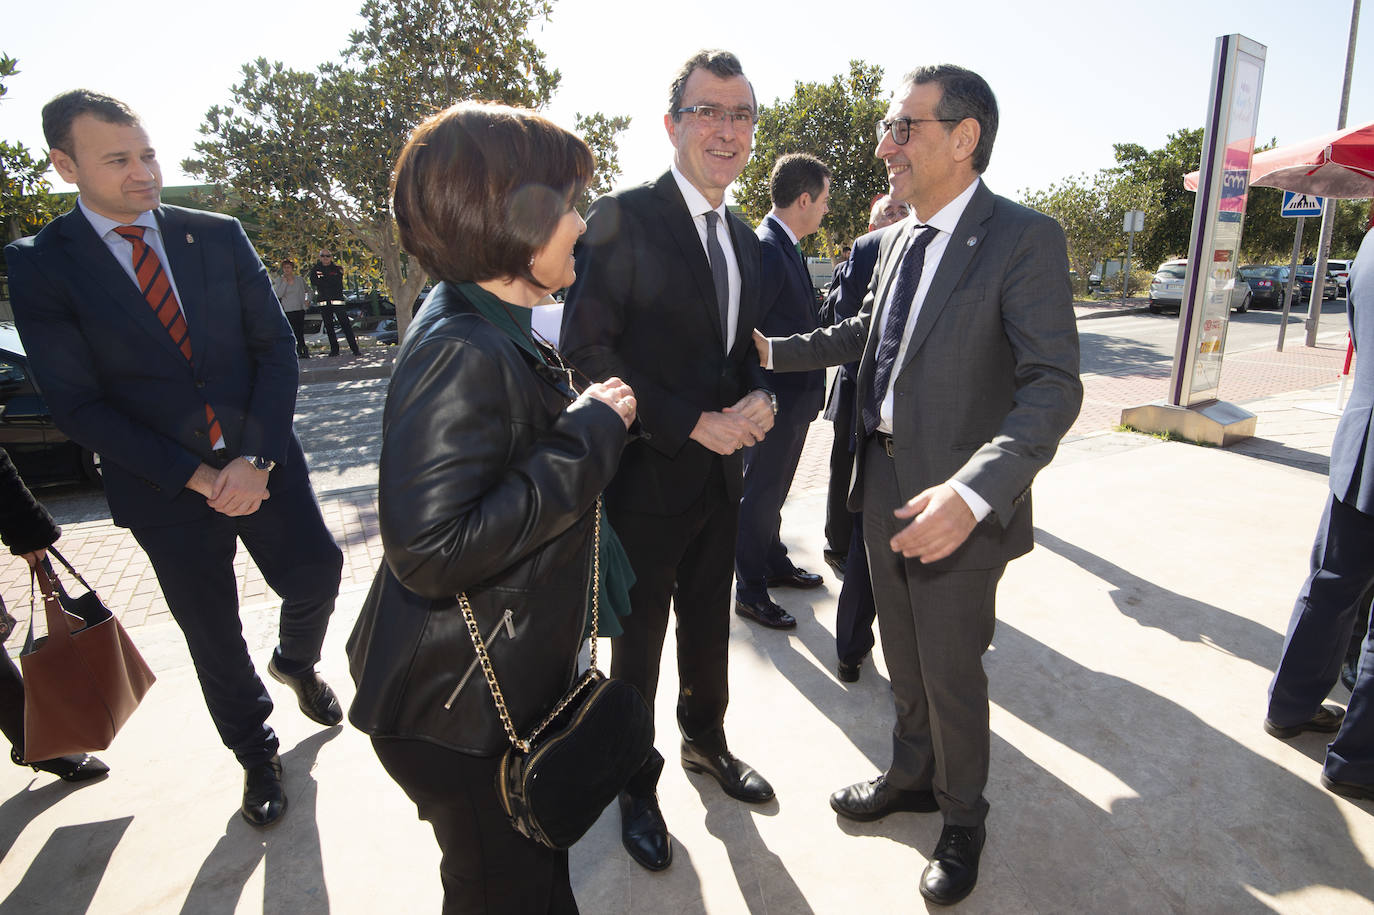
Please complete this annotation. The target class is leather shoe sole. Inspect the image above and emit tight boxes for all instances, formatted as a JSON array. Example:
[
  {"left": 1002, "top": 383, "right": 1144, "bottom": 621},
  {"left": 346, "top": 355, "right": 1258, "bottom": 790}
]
[
  {"left": 734, "top": 598, "right": 796, "bottom": 630},
  {"left": 766, "top": 569, "right": 824, "bottom": 589},
  {"left": 242, "top": 755, "right": 287, "bottom": 828},
  {"left": 681, "top": 743, "right": 775, "bottom": 803},
  {"left": 1322, "top": 773, "right": 1374, "bottom": 801},
  {"left": 1264, "top": 704, "right": 1344, "bottom": 738},
  {"left": 269, "top": 658, "right": 344, "bottom": 727},
  {"left": 830, "top": 776, "right": 938, "bottom": 821},
  {"left": 823, "top": 551, "right": 847, "bottom": 577}
]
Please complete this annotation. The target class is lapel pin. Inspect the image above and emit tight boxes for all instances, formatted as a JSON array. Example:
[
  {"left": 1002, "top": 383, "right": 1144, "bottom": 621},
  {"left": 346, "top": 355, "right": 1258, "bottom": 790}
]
[
  {"left": 966, "top": 236, "right": 977, "bottom": 247},
  {"left": 186, "top": 233, "right": 194, "bottom": 244}
]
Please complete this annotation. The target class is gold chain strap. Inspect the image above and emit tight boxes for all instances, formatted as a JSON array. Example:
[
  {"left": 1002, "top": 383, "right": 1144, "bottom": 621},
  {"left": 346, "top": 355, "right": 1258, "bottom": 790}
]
[{"left": 457, "top": 497, "right": 602, "bottom": 754}]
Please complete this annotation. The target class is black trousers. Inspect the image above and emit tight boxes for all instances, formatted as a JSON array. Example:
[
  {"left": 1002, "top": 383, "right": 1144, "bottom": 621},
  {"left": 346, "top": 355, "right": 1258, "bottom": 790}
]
[
  {"left": 610, "top": 459, "right": 737, "bottom": 773},
  {"left": 825, "top": 417, "right": 856, "bottom": 556},
  {"left": 834, "top": 512, "right": 877, "bottom": 666},
  {"left": 285, "top": 310, "right": 309, "bottom": 355},
  {"left": 735, "top": 399, "right": 813, "bottom": 602},
  {"left": 130, "top": 471, "right": 342, "bottom": 767},
  {"left": 372, "top": 737, "right": 578, "bottom": 915},
  {"left": 1, "top": 650, "right": 26, "bottom": 760},
  {"left": 319, "top": 302, "right": 360, "bottom": 355}
]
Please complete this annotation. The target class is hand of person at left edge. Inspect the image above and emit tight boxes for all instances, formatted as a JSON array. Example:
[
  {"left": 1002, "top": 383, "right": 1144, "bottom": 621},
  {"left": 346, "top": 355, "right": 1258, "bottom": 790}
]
[
  {"left": 725, "top": 389, "right": 775, "bottom": 434},
  {"left": 890, "top": 482, "right": 976, "bottom": 563},
  {"left": 207, "top": 459, "right": 272, "bottom": 517}
]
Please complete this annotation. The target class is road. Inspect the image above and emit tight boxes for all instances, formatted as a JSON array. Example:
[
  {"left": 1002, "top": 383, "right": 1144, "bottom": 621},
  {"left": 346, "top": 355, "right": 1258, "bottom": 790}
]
[{"left": 34, "top": 297, "right": 1354, "bottom": 526}]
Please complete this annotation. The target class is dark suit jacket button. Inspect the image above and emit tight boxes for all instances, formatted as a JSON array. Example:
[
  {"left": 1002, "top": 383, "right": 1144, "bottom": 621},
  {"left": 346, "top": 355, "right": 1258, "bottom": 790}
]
[
  {"left": 193, "top": 429, "right": 206, "bottom": 438},
  {"left": 195, "top": 380, "right": 206, "bottom": 389}
]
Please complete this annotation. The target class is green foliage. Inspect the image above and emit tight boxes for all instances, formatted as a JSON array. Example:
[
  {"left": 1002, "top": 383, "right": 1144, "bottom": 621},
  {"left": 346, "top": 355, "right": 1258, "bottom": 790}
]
[
  {"left": 1019, "top": 171, "right": 1157, "bottom": 295},
  {"left": 734, "top": 61, "right": 890, "bottom": 256},
  {"left": 184, "top": 0, "right": 625, "bottom": 337},
  {"left": 574, "top": 111, "right": 632, "bottom": 211},
  {"left": 1112, "top": 128, "right": 1204, "bottom": 268},
  {"left": 1, "top": 54, "right": 62, "bottom": 243}
]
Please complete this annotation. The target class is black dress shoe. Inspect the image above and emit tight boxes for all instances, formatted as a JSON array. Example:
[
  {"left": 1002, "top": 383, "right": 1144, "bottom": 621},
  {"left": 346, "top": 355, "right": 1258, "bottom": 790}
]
[
  {"left": 681, "top": 741, "right": 774, "bottom": 803},
  {"left": 242, "top": 755, "right": 287, "bottom": 827},
  {"left": 830, "top": 775, "right": 938, "bottom": 821},
  {"left": 269, "top": 657, "right": 344, "bottom": 726},
  {"left": 618, "top": 792, "right": 672, "bottom": 870},
  {"left": 13, "top": 748, "right": 109, "bottom": 783},
  {"left": 1264, "top": 703, "right": 1345, "bottom": 738},
  {"left": 823, "top": 550, "right": 847, "bottom": 578},
  {"left": 920, "top": 823, "right": 986, "bottom": 906},
  {"left": 837, "top": 658, "right": 862, "bottom": 683},
  {"left": 1322, "top": 773, "right": 1374, "bottom": 801},
  {"left": 734, "top": 597, "right": 797, "bottom": 630},
  {"left": 766, "top": 568, "right": 824, "bottom": 589}
]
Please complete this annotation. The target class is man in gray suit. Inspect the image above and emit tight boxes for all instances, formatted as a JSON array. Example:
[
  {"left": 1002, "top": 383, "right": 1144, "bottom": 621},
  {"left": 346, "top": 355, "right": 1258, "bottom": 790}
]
[{"left": 755, "top": 64, "right": 1081, "bottom": 905}]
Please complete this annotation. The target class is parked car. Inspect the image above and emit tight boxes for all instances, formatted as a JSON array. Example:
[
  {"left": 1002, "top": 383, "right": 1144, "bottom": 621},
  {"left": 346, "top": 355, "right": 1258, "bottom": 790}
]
[
  {"left": 1148, "top": 259, "right": 1250, "bottom": 314},
  {"left": 0, "top": 323, "right": 101, "bottom": 488},
  {"left": 1295, "top": 265, "right": 1338, "bottom": 302},
  {"left": 1327, "top": 259, "right": 1353, "bottom": 295},
  {"left": 1238, "top": 264, "right": 1298, "bottom": 308},
  {"left": 371, "top": 318, "right": 398, "bottom": 346}
]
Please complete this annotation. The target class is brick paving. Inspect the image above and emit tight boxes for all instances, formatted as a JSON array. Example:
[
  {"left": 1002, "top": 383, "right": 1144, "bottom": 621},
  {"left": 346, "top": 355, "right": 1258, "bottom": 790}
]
[{"left": 4, "top": 319, "right": 1353, "bottom": 655}]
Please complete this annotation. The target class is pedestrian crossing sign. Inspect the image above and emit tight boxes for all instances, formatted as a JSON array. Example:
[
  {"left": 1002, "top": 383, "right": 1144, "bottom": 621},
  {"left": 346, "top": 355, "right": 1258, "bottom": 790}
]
[{"left": 1281, "top": 192, "right": 1324, "bottom": 217}]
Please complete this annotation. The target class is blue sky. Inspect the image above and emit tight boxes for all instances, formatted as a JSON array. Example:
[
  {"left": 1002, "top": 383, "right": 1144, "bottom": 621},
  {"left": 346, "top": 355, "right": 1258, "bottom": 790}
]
[{"left": 2, "top": 0, "right": 1369, "bottom": 202}]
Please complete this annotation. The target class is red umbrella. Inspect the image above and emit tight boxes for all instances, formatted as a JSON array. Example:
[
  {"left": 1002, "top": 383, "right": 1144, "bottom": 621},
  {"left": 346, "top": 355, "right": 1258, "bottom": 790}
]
[{"left": 1184, "top": 120, "right": 1374, "bottom": 198}]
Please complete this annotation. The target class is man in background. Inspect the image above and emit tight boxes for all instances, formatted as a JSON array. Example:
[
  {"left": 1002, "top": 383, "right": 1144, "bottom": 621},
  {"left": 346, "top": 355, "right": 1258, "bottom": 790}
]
[{"left": 307, "top": 248, "right": 360, "bottom": 357}]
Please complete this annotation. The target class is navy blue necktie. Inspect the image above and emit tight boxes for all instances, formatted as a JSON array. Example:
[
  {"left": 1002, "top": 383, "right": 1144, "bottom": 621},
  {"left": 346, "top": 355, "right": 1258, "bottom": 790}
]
[{"left": 862, "top": 226, "right": 939, "bottom": 435}]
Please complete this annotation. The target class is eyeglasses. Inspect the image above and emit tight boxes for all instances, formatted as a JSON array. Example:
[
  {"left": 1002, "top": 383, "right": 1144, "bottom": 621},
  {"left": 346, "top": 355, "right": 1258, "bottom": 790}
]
[
  {"left": 318, "top": 254, "right": 332, "bottom": 259},
  {"left": 676, "top": 105, "right": 756, "bottom": 128},
  {"left": 876, "top": 117, "right": 960, "bottom": 146}
]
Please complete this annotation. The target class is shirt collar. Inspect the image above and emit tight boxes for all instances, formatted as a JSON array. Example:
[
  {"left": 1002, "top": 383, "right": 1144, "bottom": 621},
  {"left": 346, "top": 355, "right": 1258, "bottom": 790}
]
[
  {"left": 903, "top": 176, "right": 981, "bottom": 239},
  {"left": 79, "top": 197, "right": 158, "bottom": 239},
  {"left": 767, "top": 213, "right": 801, "bottom": 247},
  {"left": 670, "top": 164, "right": 727, "bottom": 222}
]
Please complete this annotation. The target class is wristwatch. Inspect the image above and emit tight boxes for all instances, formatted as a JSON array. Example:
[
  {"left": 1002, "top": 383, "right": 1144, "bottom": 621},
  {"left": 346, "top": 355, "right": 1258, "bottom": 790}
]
[
  {"left": 239, "top": 455, "right": 276, "bottom": 472},
  {"left": 764, "top": 392, "right": 778, "bottom": 416}
]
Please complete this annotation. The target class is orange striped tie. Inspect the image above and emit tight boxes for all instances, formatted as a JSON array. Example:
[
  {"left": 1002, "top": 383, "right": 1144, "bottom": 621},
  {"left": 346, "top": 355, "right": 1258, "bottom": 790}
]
[{"left": 114, "top": 225, "right": 222, "bottom": 445}]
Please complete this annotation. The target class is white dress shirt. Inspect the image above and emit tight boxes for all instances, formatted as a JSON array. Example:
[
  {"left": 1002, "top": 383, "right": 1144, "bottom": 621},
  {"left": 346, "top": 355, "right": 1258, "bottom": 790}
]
[
  {"left": 671, "top": 164, "right": 741, "bottom": 352},
  {"left": 80, "top": 198, "right": 187, "bottom": 313},
  {"left": 874, "top": 178, "right": 991, "bottom": 521}
]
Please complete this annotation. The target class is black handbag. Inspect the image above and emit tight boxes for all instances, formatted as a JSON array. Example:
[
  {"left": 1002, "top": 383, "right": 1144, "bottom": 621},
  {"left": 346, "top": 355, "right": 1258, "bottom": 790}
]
[{"left": 459, "top": 499, "right": 655, "bottom": 849}]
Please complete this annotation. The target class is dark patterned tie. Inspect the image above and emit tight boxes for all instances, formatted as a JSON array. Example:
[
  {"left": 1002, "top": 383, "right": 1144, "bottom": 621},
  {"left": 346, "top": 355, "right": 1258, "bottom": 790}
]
[
  {"left": 861, "top": 225, "right": 939, "bottom": 435},
  {"left": 704, "top": 210, "right": 730, "bottom": 350},
  {"left": 113, "top": 225, "right": 222, "bottom": 446}
]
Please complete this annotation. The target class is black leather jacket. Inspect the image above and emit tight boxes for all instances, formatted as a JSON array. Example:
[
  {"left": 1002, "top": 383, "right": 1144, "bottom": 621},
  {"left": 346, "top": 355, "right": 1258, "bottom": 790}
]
[{"left": 347, "top": 283, "right": 627, "bottom": 755}]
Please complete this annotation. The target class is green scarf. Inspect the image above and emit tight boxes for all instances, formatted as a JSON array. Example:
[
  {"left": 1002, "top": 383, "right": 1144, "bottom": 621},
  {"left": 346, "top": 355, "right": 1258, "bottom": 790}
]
[{"left": 457, "top": 283, "right": 635, "bottom": 639}]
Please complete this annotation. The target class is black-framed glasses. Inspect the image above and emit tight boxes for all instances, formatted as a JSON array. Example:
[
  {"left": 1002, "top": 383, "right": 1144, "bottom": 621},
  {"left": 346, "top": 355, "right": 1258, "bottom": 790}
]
[
  {"left": 876, "top": 116, "right": 959, "bottom": 145},
  {"left": 676, "top": 105, "right": 756, "bottom": 128}
]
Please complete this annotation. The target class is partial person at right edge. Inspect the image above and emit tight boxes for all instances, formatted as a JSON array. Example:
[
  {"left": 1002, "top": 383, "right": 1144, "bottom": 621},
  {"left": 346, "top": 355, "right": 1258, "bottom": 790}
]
[
  {"left": 1264, "top": 208, "right": 1374, "bottom": 802},
  {"left": 348, "top": 102, "right": 636, "bottom": 914}
]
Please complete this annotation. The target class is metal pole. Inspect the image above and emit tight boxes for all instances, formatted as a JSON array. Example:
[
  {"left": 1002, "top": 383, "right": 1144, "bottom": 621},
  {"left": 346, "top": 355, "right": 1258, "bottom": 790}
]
[
  {"left": 1123, "top": 228, "right": 1134, "bottom": 300},
  {"left": 1305, "top": 0, "right": 1361, "bottom": 346},
  {"left": 1277, "top": 217, "right": 1304, "bottom": 351}
]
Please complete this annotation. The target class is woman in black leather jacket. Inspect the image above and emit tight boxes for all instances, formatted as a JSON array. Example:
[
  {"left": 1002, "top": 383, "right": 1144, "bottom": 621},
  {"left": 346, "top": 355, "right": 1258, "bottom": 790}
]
[{"left": 346, "top": 103, "right": 635, "bottom": 914}]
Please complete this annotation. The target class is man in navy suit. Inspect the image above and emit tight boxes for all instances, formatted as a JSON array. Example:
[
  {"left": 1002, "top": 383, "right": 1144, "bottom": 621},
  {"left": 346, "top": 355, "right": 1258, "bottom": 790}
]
[
  {"left": 734, "top": 153, "right": 831, "bottom": 629},
  {"left": 823, "top": 194, "right": 908, "bottom": 682},
  {"left": 4, "top": 91, "right": 344, "bottom": 828},
  {"left": 1265, "top": 216, "right": 1374, "bottom": 800}
]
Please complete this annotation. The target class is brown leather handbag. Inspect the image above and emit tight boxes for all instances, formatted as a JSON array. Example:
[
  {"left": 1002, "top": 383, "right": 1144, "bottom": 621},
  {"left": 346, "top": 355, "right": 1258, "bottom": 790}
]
[{"left": 19, "top": 547, "right": 156, "bottom": 762}]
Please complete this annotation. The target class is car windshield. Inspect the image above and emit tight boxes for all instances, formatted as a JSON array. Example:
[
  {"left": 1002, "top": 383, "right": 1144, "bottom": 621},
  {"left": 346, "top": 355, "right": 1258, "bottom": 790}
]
[
  {"left": 1157, "top": 266, "right": 1186, "bottom": 279},
  {"left": 1241, "top": 266, "right": 1282, "bottom": 279}
]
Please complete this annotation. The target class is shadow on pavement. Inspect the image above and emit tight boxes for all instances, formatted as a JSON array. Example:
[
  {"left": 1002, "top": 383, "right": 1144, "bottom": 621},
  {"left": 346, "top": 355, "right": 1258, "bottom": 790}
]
[
  {"left": 177, "top": 728, "right": 340, "bottom": 915},
  {"left": 0, "top": 816, "right": 131, "bottom": 914}
]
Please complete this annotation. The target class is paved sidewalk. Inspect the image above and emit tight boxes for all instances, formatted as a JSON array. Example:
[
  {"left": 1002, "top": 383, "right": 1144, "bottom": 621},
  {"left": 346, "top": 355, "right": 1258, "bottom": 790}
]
[{"left": 4, "top": 340, "right": 1373, "bottom": 912}]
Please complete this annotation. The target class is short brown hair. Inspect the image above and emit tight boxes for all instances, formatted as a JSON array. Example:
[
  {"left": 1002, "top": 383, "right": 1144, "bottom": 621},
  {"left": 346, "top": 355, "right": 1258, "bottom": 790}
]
[
  {"left": 770, "top": 153, "right": 830, "bottom": 209},
  {"left": 391, "top": 102, "right": 594, "bottom": 286},
  {"left": 42, "top": 89, "right": 140, "bottom": 160}
]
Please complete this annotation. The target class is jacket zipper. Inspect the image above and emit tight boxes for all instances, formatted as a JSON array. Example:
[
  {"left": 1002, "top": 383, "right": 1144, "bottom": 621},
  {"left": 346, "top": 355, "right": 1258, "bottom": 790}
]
[{"left": 445, "top": 608, "right": 515, "bottom": 709}]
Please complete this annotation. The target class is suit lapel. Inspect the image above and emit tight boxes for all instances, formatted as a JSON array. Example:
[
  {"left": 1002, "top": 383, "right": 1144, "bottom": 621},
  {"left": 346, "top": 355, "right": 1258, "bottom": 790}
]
[
  {"left": 155, "top": 207, "right": 211, "bottom": 369},
  {"left": 765, "top": 215, "right": 810, "bottom": 292},
  {"left": 728, "top": 210, "right": 758, "bottom": 356},
  {"left": 653, "top": 173, "right": 726, "bottom": 348},
  {"left": 897, "top": 183, "right": 994, "bottom": 375},
  {"left": 54, "top": 208, "right": 187, "bottom": 365}
]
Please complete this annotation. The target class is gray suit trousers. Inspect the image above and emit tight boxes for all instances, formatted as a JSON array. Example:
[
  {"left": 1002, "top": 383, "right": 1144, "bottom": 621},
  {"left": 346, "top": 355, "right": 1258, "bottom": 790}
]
[{"left": 862, "top": 444, "right": 1001, "bottom": 827}]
